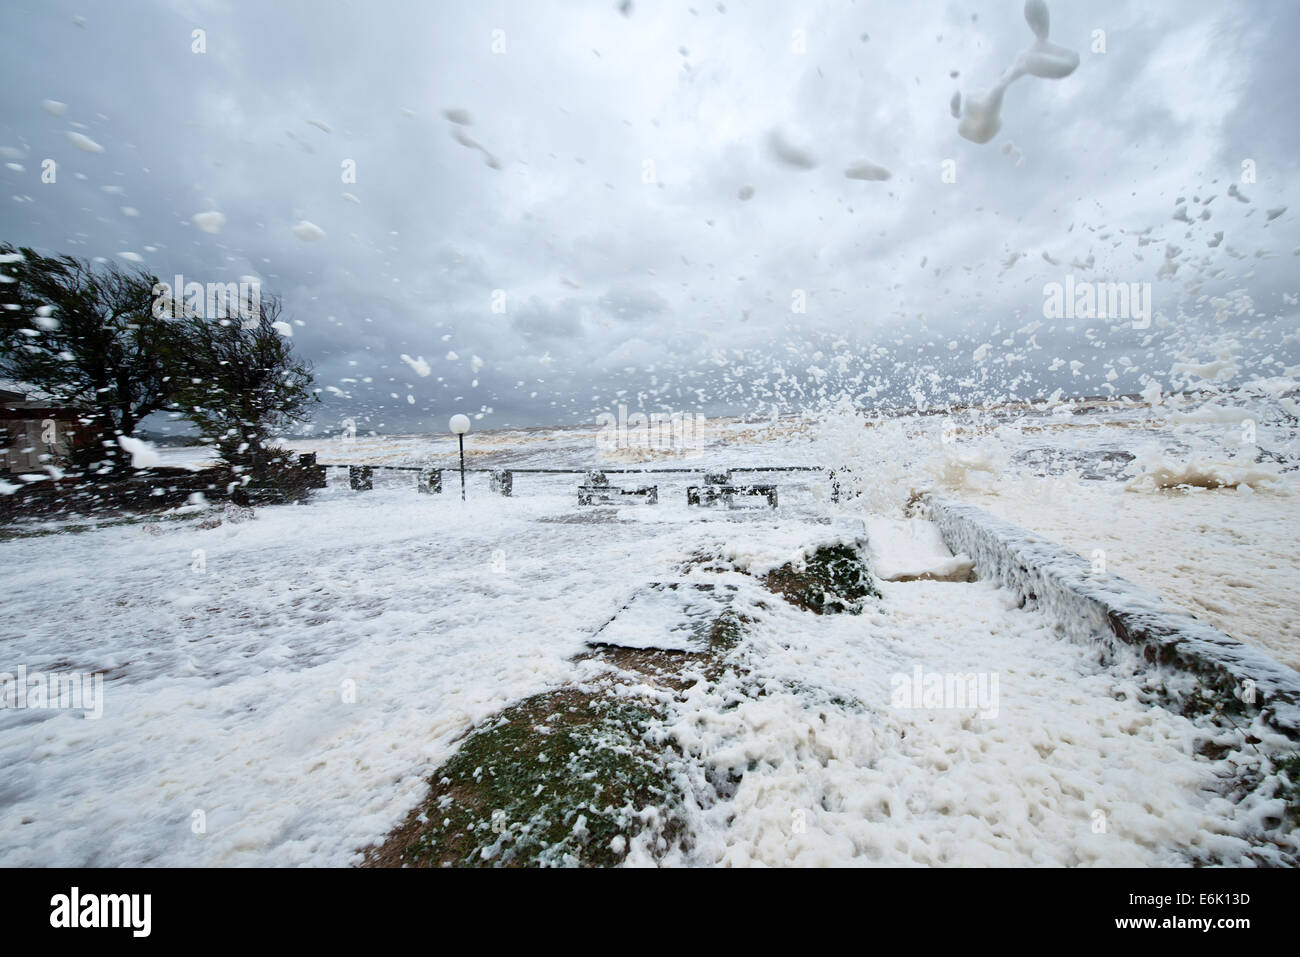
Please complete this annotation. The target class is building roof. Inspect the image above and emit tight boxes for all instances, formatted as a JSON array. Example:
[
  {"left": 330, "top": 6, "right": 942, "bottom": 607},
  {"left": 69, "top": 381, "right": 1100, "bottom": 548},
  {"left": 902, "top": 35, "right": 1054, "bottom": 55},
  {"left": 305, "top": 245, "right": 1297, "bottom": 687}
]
[
  {"left": 0, "top": 381, "right": 87, "bottom": 413},
  {"left": 0, "top": 407, "right": 87, "bottom": 421}
]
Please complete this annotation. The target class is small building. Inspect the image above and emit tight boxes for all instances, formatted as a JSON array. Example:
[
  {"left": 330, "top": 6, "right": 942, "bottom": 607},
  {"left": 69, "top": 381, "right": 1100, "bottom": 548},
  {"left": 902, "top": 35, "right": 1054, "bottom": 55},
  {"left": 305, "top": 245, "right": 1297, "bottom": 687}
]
[{"left": 0, "top": 387, "right": 94, "bottom": 474}]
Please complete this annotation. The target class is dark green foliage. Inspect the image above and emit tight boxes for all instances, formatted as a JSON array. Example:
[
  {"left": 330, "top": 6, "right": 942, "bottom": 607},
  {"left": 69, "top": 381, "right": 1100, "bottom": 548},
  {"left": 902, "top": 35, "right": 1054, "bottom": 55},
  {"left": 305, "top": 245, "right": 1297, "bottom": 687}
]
[
  {"left": 169, "top": 297, "right": 316, "bottom": 480},
  {"left": 706, "top": 609, "right": 745, "bottom": 651},
  {"left": 225, "top": 446, "right": 320, "bottom": 505},
  {"left": 1276, "top": 753, "right": 1300, "bottom": 827},
  {"left": 765, "top": 543, "right": 879, "bottom": 614},
  {"left": 0, "top": 244, "right": 315, "bottom": 485},
  {"left": 393, "top": 690, "right": 684, "bottom": 867},
  {"left": 0, "top": 244, "right": 178, "bottom": 471}
]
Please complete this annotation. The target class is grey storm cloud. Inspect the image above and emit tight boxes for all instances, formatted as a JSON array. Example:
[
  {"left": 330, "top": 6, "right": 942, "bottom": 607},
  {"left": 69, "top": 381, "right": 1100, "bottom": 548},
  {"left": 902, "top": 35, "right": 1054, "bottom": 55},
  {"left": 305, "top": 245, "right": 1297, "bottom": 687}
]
[
  {"left": 598, "top": 284, "right": 670, "bottom": 321},
  {"left": 1, "top": 0, "right": 1298, "bottom": 435}
]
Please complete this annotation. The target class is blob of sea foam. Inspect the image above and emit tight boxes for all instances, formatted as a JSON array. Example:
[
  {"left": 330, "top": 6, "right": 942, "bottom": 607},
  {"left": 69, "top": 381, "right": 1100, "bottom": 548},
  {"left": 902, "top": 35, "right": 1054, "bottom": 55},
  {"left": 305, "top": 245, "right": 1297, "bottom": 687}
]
[{"left": 957, "top": 0, "right": 1078, "bottom": 145}]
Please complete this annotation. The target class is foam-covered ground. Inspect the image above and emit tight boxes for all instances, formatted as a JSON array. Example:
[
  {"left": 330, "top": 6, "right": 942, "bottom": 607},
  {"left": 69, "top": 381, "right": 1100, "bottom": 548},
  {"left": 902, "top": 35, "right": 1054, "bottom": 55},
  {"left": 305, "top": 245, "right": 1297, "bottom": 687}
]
[
  {"left": 656, "top": 577, "right": 1286, "bottom": 866},
  {"left": 2, "top": 388, "right": 1297, "bottom": 866},
  {"left": 270, "top": 389, "right": 1300, "bottom": 668},
  {"left": 2, "top": 474, "right": 1292, "bottom": 866}
]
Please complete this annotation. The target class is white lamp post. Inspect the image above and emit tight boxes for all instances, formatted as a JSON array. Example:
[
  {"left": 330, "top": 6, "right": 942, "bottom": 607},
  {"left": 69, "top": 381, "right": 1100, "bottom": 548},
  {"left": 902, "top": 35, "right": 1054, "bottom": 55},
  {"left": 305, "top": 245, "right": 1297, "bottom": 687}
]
[{"left": 449, "top": 414, "right": 470, "bottom": 500}]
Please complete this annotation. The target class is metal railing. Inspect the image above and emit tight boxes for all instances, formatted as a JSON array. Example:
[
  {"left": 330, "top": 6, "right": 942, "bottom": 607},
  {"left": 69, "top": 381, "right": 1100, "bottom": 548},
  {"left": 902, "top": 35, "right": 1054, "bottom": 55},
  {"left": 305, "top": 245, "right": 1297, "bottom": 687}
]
[
  {"left": 317, "top": 463, "right": 826, "bottom": 473},
  {"left": 303, "top": 455, "right": 851, "bottom": 505}
]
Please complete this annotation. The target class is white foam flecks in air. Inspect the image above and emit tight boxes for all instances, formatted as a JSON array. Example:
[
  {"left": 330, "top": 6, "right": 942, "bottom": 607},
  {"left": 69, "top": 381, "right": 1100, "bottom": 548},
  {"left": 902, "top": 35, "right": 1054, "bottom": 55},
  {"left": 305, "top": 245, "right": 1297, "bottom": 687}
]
[
  {"left": 401, "top": 354, "right": 431, "bottom": 377},
  {"left": 737, "top": 184, "right": 755, "bottom": 200},
  {"left": 958, "top": 88, "right": 1008, "bottom": 145},
  {"left": 342, "top": 192, "right": 360, "bottom": 204},
  {"left": 66, "top": 131, "right": 104, "bottom": 153},
  {"left": 192, "top": 210, "right": 225, "bottom": 234},
  {"left": 1024, "top": 0, "right": 1050, "bottom": 40},
  {"left": 306, "top": 119, "right": 331, "bottom": 133},
  {"left": 118, "top": 251, "right": 143, "bottom": 262},
  {"left": 272, "top": 321, "right": 293, "bottom": 337},
  {"left": 442, "top": 108, "right": 473, "bottom": 125},
  {"left": 1172, "top": 356, "right": 1238, "bottom": 383},
  {"left": 956, "top": 0, "right": 1078, "bottom": 144},
  {"left": 844, "top": 160, "right": 892, "bottom": 181},
  {"left": 765, "top": 129, "right": 817, "bottom": 169},
  {"left": 949, "top": 91, "right": 961, "bottom": 118},
  {"left": 450, "top": 126, "right": 500, "bottom": 170},
  {"left": 1141, "top": 378, "right": 1163, "bottom": 407},
  {"left": 1228, "top": 184, "right": 1249, "bottom": 203},
  {"left": 1017, "top": 39, "right": 1078, "bottom": 79},
  {"left": 292, "top": 220, "right": 325, "bottom": 241},
  {"left": 471, "top": 355, "right": 484, "bottom": 373},
  {"left": 117, "top": 435, "right": 160, "bottom": 469},
  {"left": 41, "top": 99, "right": 68, "bottom": 116},
  {"left": 284, "top": 129, "right": 315, "bottom": 154},
  {"left": 1267, "top": 206, "right": 1286, "bottom": 221},
  {"left": 33, "top": 306, "right": 58, "bottom": 331}
]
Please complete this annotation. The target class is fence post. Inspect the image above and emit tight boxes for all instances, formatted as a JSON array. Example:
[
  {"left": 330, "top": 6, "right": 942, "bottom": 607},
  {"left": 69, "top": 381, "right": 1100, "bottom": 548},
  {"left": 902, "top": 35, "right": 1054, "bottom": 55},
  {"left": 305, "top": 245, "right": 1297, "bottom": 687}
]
[
  {"left": 418, "top": 468, "right": 443, "bottom": 494},
  {"left": 349, "top": 465, "right": 373, "bottom": 491},
  {"left": 489, "top": 470, "right": 513, "bottom": 496}
]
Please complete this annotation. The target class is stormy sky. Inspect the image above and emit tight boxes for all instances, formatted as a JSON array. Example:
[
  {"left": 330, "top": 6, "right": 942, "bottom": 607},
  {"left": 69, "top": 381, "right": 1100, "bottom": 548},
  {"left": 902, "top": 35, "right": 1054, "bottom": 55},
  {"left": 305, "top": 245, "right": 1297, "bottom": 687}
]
[{"left": 1, "top": 0, "right": 1298, "bottom": 435}]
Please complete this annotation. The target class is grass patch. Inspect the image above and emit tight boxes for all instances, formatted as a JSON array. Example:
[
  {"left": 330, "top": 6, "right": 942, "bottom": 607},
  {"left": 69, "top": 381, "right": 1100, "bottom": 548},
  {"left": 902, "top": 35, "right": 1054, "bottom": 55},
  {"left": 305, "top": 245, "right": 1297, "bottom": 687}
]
[
  {"left": 764, "top": 543, "right": 879, "bottom": 615},
  {"left": 1174, "top": 681, "right": 1253, "bottom": 724},
  {"left": 366, "top": 687, "right": 686, "bottom": 868},
  {"left": 364, "top": 601, "right": 756, "bottom": 868},
  {"left": 1276, "top": 752, "right": 1300, "bottom": 827},
  {"left": 366, "top": 538, "right": 883, "bottom": 867},
  {"left": 706, "top": 608, "right": 746, "bottom": 651}
]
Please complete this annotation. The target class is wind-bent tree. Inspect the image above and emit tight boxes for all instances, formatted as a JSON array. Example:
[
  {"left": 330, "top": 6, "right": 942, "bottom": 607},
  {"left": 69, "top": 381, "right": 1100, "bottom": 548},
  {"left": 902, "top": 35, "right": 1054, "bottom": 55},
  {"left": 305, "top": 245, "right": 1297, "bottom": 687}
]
[
  {"left": 0, "top": 244, "right": 179, "bottom": 471},
  {"left": 1, "top": 244, "right": 317, "bottom": 485},
  {"left": 171, "top": 295, "right": 316, "bottom": 479}
]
